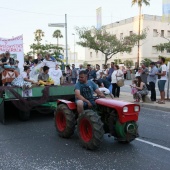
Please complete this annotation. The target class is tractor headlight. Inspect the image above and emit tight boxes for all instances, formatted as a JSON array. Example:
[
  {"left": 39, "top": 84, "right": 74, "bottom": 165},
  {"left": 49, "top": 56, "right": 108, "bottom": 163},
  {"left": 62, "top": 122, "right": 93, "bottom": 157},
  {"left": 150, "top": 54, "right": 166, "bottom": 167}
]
[
  {"left": 123, "top": 106, "right": 128, "bottom": 113},
  {"left": 134, "top": 106, "right": 139, "bottom": 112}
]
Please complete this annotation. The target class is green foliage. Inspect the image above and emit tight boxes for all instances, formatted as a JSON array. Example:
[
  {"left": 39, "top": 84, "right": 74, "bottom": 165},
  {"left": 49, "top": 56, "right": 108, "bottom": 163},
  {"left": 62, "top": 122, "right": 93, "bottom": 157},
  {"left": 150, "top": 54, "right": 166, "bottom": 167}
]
[
  {"left": 82, "top": 61, "right": 88, "bottom": 68},
  {"left": 53, "top": 30, "right": 63, "bottom": 45},
  {"left": 34, "top": 29, "right": 44, "bottom": 44},
  {"left": 158, "top": 56, "right": 170, "bottom": 65},
  {"left": 114, "top": 59, "right": 123, "bottom": 65},
  {"left": 156, "top": 42, "right": 170, "bottom": 52},
  {"left": 132, "top": 0, "right": 150, "bottom": 7},
  {"left": 76, "top": 27, "right": 146, "bottom": 64},
  {"left": 141, "top": 58, "right": 152, "bottom": 67},
  {"left": 123, "top": 60, "right": 134, "bottom": 67},
  {"left": 30, "top": 43, "right": 63, "bottom": 62}
]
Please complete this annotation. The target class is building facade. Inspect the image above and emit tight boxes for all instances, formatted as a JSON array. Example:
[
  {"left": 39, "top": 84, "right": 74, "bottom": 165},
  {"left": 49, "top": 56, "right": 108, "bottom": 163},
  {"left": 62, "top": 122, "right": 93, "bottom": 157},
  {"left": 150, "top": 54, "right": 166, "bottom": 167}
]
[{"left": 85, "top": 14, "right": 170, "bottom": 68}]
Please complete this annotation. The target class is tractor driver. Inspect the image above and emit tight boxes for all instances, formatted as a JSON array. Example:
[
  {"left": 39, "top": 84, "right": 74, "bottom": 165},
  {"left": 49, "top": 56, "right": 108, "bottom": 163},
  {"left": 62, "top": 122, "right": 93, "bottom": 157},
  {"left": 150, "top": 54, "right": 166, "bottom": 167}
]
[{"left": 75, "top": 70, "right": 105, "bottom": 114}]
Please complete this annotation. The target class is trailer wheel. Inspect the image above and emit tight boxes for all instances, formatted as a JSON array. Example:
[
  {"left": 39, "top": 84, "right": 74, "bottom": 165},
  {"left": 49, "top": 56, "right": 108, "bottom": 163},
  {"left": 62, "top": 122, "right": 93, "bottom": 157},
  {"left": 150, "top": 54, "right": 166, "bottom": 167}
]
[
  {"left": 54, "top": 104, "right": 76, "bottom": 138},
  {"left": 77, "top": 110, "right": 104, "bottom": 150},
  {"left": 18, "top": 110, "right": 30, "bottom": 121}
]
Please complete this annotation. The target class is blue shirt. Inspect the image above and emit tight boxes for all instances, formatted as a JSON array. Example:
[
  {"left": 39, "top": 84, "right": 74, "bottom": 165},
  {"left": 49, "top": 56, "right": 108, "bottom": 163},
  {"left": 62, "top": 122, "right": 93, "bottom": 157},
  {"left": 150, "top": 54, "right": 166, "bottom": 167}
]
[
  {"left": 147, "top": 66, "right": 158, "bottom": 83},
  {"left": 107, "top": 67, "right": 114, "bottom": 81},
  {"left": 75, "top": 80, "right": 98, "bottom": 100}
]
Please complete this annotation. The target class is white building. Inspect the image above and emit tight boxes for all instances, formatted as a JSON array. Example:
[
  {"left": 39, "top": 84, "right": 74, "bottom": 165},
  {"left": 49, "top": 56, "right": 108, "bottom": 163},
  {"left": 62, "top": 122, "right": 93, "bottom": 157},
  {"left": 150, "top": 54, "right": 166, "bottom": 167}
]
[{"left": 85, "top": 14, "right": 170, "bottom": 68}]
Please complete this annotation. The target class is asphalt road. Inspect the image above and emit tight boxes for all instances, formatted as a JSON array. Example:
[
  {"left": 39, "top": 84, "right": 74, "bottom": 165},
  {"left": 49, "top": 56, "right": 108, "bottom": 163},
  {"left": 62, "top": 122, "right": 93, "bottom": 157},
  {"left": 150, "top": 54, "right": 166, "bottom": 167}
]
[{"left": 0, "top": 108, "right": 170, "bottom": 170}]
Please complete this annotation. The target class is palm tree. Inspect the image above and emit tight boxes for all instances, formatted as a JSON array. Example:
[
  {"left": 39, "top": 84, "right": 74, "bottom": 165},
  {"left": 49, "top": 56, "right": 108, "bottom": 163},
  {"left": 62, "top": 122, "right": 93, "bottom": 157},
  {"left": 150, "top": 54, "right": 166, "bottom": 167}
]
[
  {"left": 53, "top": 30, "right": 63, "bottom": 46},
  {"left": 132, "top": 0, "right": 150, "bottom": 67}
]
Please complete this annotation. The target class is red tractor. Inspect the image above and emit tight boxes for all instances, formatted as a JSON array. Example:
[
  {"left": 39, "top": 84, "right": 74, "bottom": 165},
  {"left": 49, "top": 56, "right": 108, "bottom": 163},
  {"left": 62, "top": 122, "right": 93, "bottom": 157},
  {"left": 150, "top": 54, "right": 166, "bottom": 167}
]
[{"left": 54, "top": 98, "right": 140, "bottom": 150}]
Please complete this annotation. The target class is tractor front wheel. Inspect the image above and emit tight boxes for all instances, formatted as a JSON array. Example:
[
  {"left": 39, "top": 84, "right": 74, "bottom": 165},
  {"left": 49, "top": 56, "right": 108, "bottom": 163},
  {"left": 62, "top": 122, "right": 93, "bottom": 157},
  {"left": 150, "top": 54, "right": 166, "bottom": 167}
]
[
  {"left": 77, "top": 110, "right": 104, "bottom": 150},
  {"left": 54, "top": 104, "right": 76, "bottom": 138}
]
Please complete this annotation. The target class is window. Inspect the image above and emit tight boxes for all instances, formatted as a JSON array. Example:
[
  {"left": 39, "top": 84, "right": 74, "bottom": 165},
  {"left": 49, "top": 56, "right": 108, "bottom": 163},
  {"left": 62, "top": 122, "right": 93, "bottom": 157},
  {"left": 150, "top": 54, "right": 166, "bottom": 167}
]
[
  {"left": 96, "top": 52, "right": 98, "bottom": 58},
  {"left": 167, "top": 30, "right": 170, "bottom": 37},
  {"left": 153, "top": 29, "right": 158, "bottom": 37},
  {"left": 161, "top": 30, "right": 164, "bottom": 37},
  {"left": 152, "top": 46, "right": 157, "bottom": 53},
  {"left": 90, "top": 52, "right": 92, "bottom": 58},
  {"left": 120, "top": 33, "right": 123, "bottom": 40},
  {"left": 129, "top": 31, "right": 133, "bottom": 35}
]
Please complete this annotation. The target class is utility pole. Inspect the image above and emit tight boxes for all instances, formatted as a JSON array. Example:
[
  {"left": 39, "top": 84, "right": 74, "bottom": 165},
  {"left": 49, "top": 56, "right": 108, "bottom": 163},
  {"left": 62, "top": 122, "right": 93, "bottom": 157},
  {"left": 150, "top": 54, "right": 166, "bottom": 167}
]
[{"left": 65, "top": 14, "right": 68, "bottom": 65}]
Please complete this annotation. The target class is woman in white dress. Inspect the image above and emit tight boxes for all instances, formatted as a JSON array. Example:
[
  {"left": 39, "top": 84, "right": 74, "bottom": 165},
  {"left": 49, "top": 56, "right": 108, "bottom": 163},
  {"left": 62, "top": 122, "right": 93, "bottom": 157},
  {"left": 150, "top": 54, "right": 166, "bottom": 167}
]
[
  {"left": 111, "top": 65, "right": 123, "bottom": 98},
  {"left": 41, "top": 54, "right": 58, "bottom": 81},
  {"left": 50, "top": 64, "right": 62, "bottom": 85}
]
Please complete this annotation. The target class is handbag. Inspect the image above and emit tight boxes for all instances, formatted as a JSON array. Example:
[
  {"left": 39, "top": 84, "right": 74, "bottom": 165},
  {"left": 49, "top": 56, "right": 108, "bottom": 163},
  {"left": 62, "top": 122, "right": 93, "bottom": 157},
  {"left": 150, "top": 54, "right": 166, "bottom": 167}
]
[{"left": 116, "top": 71, "right": 124, "bottom": 87}]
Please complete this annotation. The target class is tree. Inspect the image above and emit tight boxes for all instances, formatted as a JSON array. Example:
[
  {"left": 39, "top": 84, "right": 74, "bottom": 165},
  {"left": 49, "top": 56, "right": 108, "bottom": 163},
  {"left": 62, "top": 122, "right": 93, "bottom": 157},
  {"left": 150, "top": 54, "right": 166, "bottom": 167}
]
[
  {"left": 82, "top": 61, "right": 88, "bottom": 68},
  {"left": 132, "top": 0, "right": 150, "bottom": 67},
  {"left": 34, "top": 29, "right": 44, "bottom": 44},
  {"left": 30, "top": 43, "right": 63, "bottom": 62},
  {"left": 141, "top": 58, "right": 152, "bottom": 67},
  {"left": 53, "top": 30, "right": 63, "bottom": 46},
  {"left": 123, "top": 60, "right": 134, "bottom": 67},
  {"left": 114, "top": 59, "right": 123, "bottom": 65},
  {"left": 76, "top": 27, "right": 146, "bottom": 65}
]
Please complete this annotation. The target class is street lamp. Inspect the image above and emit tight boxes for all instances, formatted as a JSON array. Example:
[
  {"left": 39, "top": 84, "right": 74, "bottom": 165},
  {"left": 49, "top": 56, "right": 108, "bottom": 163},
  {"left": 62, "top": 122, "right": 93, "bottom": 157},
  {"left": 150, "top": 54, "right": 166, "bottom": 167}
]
[
  {"left": 72, "top": 33, "right": 75, "bottom": 65},
  {"left": 48, "top": 14, "right": 68, "bottom": 64}
]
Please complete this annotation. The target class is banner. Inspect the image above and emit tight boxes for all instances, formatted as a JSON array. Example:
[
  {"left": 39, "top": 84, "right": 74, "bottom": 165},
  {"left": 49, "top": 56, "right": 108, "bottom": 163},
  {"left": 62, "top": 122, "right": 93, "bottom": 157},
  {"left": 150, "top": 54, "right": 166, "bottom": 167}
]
[
  {"left": 0, "top": 35, "right": 24, "bottom": 69},
  {"left": 96, "top": 7, "right": 102, "bottom": 29},
  {"left": 162, "top": 0, "right": 170, "bottom": 22}
]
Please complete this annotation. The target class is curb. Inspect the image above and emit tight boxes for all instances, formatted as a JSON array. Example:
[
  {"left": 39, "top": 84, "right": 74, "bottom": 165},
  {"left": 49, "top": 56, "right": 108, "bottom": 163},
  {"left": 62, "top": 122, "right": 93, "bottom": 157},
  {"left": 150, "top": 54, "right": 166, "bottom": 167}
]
[
  {"left": 120, "top": 92, "right": 170, "bottom": 113},
  {"left": 139, "top": 103, "right": 170, "bottom": 113}
]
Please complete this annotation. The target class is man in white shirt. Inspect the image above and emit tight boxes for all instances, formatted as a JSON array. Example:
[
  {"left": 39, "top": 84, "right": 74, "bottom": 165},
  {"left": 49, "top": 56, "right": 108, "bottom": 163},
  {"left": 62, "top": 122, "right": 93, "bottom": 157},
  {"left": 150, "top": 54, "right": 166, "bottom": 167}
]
[{"left": 156, "top": 57, "right": 167, "bottom": 104}]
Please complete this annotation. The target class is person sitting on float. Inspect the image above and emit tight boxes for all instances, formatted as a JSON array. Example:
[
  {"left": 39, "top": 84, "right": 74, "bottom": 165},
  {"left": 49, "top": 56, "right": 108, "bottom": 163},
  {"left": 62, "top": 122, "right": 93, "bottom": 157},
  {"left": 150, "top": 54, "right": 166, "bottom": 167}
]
[
  {"left": 41, "top": 53, "right": 58, "bottom": 79},
  {"left": 11, "top": 66, "right": 38, "bottom": 89},
  {"left": 38, "top": 66, "right": 54, "bottom": 86}
]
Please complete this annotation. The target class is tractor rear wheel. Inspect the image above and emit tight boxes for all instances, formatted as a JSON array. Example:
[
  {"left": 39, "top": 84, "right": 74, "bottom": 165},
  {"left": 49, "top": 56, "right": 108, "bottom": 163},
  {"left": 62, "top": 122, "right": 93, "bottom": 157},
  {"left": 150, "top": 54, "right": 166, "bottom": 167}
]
[
  {"left": 54, "top": 104, "right": 76, "bottom": 138},
  {"left": 77, "top": 110, "right": 104, "bottom": 150}
]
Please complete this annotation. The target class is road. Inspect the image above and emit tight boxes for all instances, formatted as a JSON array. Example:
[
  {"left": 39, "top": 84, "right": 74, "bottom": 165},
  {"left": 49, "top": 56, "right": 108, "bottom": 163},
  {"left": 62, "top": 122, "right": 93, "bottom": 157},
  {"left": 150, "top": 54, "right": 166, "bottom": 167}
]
[{"left": 0, "top": 108, "right": 170, "bottom": 170}]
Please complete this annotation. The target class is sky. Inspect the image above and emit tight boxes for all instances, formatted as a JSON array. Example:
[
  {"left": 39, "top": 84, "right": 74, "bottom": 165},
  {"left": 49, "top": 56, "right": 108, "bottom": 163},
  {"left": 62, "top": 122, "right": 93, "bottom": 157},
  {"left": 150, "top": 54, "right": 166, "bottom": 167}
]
[{"left": 0, "top": 0, "right": 163, "bottom": 59}]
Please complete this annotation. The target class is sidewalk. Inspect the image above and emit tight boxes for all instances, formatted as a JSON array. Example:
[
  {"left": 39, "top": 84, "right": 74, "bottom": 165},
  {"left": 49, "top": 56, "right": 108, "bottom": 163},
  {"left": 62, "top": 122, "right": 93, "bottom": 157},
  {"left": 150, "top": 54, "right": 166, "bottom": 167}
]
[{"left": 118, "top": 92, "right": 170, "bottom": 113}]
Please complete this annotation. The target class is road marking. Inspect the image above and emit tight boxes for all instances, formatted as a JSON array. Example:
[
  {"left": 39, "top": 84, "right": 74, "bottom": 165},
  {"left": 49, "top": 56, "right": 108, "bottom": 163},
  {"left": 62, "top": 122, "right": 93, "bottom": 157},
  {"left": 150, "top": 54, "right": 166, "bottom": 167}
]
[{"left": 136, "top": 138, "right": 170, "bottom": 152}]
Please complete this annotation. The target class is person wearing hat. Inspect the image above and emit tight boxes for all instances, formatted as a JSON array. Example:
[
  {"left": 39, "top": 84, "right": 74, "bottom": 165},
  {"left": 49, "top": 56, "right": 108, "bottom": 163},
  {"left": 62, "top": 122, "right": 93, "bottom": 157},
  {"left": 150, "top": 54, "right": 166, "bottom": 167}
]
[{"left": 147, "top": 62, "right": 158, "bottom": 101}]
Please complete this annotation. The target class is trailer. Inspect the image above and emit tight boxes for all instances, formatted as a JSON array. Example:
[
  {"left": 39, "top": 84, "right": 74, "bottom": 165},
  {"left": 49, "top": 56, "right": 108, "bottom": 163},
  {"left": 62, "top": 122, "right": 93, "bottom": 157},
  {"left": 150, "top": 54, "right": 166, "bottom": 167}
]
[{"left": 0, "top": 85, "right": 75, "bottom": 124}]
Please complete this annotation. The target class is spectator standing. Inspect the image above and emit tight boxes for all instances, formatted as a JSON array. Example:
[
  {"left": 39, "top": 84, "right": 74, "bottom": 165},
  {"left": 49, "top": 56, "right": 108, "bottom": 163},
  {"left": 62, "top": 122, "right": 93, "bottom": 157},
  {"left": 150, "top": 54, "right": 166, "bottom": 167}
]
[
  {"left": 135, "top": 67, "right": 141, "bottom": 77},
  {"left": 147, "top": 62, "right": 158, "bottom": 101},
  {"left": 111, "top": 65, "right": 123, "bottom": 98},
  {"left": 71, "top": 64, "right": 77, "bottom": 84},
  {"left": 86, "top": 65, "right": 96, "bottom": 80},
  {"left": 107, "top": 62, "right": 114, "bottom": 82},
  {"left": 103, "top": 64, "right": 109, "bottom": 78},
  {"left": 77, "top": 64, "right": 84, "bottom": 81},
  {"left": 156, "top": 57, "right": 167, "bottom": 104},
  {"left": 65, "top": 65, "right": 72, "bottom": 83},
  {"left": 96, "top": 64, "right": 102, "bottom": 80},
  {"left": 141, "top": 63, "right": 149, "bottom": 84}
]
